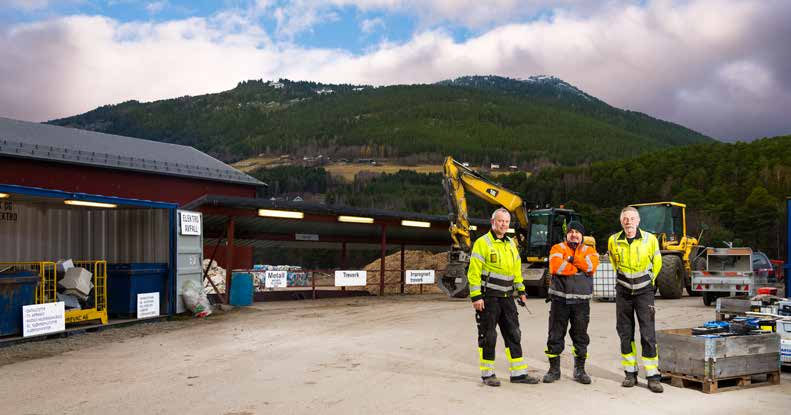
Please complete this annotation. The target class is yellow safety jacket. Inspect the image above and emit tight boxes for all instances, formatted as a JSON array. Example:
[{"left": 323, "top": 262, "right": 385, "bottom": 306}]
[
  {"left": 607, "top": 229, "right": 662, "bottom": 294},
  {"left": 467, "top": 231, "right": 525, "bottom": 302}
]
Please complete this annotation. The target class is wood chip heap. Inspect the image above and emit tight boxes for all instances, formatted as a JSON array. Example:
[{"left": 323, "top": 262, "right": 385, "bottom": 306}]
[{"left": 363, "top": 250, "right": 449, "bottom": 295}]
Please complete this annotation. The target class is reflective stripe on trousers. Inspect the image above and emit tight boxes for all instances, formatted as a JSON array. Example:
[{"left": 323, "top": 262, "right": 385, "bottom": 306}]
[
  {"left": 479, "top": 347, "right": 495, "bottom": 377},
  {"left": 506, "top": 347, "right": 528, "bottom": 377},
  {"left": 547, "top": 288, "right": 592, "bottom": 300},
  {"left": 621, "top": 341, "right": 638, "bottom": 373}
]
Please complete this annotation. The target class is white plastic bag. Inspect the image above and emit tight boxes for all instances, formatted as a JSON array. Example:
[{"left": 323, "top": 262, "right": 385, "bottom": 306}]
[{"left": 182, "top": 279, "right": 212, "bottom": 317}]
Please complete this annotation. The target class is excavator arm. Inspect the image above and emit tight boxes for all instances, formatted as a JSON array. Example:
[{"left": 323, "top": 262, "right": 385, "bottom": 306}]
[
  {"left": 443, "top": 157, "right": 528, "bottom": 251},
  {"left": 439, "top": 156, "right": 530, "bottom": 298}
]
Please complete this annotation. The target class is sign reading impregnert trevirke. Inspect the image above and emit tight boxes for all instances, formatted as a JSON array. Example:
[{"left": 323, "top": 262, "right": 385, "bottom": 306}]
[
  {"left": 23, "top": 302, "right": 65, "bottom": 337},
  {"left": 334, "top": 270, "right": 367, "bottom": 287},
  {"left": 406, "top": 270, "right": 435, "bottom": 284}
]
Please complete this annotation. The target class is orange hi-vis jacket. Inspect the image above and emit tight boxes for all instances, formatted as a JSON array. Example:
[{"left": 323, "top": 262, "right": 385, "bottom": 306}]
[{"left": 548, "top": 242, "right": 600, "bottom": 303}]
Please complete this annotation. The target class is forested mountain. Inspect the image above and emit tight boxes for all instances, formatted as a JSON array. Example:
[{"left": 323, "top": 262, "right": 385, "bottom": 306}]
[
  {"left": 255, "top": 135, "right": 790, "bottom": 257},
  {"left": 49, "top": 76, "right": 713, "bottom": 165}
]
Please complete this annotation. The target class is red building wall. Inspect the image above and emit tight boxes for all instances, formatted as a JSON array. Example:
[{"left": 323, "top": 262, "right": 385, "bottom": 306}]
[
  {"left": 203, "top": 245, "right": 254, "bottom": 271},
  {"left": 0, "top": 158, "right": 257, "bottom": 205}
]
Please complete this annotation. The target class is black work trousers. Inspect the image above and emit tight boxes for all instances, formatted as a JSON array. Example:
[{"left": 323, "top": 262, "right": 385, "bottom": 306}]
[
  {"left": 615, "top": 287, "right": 657, "bottom": 358},
  {"left": 476, "top": 296, "right": 522, "bottom": 361},
  {"left": 545, "top": 300, "right": 590, "bottom": 358}
]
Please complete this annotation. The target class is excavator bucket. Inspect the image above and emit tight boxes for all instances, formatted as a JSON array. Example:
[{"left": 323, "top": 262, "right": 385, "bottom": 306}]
[{"left": 438, "top": 251, "right": 471, "bottom": 298}]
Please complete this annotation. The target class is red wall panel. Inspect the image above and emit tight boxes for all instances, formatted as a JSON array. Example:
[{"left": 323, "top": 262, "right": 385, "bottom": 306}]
[
  {"left": 203, "top": 245, "right": 254, "bottom": 270},
  {"left": 0, "top": 158, "right": 257, "bottom": 205}
]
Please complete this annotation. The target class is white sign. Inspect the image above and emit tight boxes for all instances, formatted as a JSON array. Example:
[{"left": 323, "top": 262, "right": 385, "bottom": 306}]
[
  {"left": 180, "top": 211, "right": 202, "bottom": 235},
  {"left": 334, "top": 270, "right": 367, "bottom": 287},
  {"left": 265, "top": 271, "right": 288, "bottom": 288},
  {"left": 23, "top": 302, "right": 65, "bottom": 337},
  {"left": 295, "top": 233, "right": 319, "bottom": 241},
  {"left": 406, "top": 270, "right": 435, "bottom": 284},
  {"left": 137, "top": 292, "right": 160, "bottom": 319}
]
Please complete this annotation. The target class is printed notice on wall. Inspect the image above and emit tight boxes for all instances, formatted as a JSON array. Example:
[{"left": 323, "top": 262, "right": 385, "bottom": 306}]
[
  {"left": 179, "top": 211, "right": 201, "bottom": 235},
  {"left": 23, "top": 302, "right": 65, "bottom": 337},
  {"left": 265, "top": 270, "right": 288, "bottom": 288},
  {"left": 334, "top": 270, "right": 367, "bottom": 287},
  {"left": 406, "top": 270, "right": 435, "bottom": 284},
  {"left": 137, "top": 292, "right": 160, "bottom": 319}
]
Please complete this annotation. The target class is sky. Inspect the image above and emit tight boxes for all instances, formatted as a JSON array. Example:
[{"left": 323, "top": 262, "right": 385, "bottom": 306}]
[{"left": 1, "top": 0, "right": 790, "bottom": 142}]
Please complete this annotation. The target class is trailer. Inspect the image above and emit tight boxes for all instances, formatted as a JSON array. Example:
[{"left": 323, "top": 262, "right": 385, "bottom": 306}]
[{"left": 691, "top": 247, "right": 774, "bottom": 306}]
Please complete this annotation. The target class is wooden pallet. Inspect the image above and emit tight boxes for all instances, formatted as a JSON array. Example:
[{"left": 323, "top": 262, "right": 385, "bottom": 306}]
[{"left": 662, "top": 370, "right": 781, "bottom": 393}]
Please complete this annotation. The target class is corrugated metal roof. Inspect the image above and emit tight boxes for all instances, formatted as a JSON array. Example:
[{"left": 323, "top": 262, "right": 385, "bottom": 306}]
[{"left": 0, "top": 117, "right": 265, "bottom": 187}]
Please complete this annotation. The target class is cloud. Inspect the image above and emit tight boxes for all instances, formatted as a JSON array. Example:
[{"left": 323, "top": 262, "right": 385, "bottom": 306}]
[
  {"left": 0, "top": 0, "right": 790, "bottom": 141},
  {"left": 360, "top": 17, "right": 384, "bottom": 34},
  {"left": 145, "top": 1, "right": 167, "bottom": 15}
]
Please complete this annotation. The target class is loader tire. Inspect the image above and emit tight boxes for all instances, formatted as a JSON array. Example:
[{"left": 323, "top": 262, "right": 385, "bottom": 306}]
[
  {"left": 657, "top": 255, "right": 684, "bottom": 299},
  {"left": 686, "top": 257, "right": 706, "bottom": 297}
]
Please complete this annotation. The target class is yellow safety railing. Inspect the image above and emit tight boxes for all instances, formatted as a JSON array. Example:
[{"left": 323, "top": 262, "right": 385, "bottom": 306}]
[{"left": 0, "top": 261, "right": 57, "bottom": 304}]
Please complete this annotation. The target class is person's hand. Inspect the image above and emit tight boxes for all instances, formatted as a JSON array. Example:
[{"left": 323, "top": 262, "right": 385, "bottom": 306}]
[
  {"left": 473, "top": 299, "right": 484, "bottom": 311},
  {"left": 519, "top": 294, "right": 527, "bottom": 304}
]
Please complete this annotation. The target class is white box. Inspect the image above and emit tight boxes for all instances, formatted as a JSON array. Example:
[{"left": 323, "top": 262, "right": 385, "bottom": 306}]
[
  {"left": 777, "top": 319, "right": 791, "bottom": 340},
  {"left": 781, "top": 339, "right": 791, "bottom": 364},
  {"left": 59, "top": 267, "right": 93, "bottom": 298}
]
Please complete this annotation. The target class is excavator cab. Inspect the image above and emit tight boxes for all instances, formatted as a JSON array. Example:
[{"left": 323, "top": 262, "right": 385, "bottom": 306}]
[
  {"left": 525, "top": 208, "right": 581, "bottom": 259},
  {"left": 521, "top": 208, "right": 583, "bottom": 295}
]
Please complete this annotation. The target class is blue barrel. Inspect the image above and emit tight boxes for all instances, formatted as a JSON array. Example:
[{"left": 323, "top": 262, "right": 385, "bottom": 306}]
[
  {"left": 230, "top": 272, "right": 253, "bottom": 306},
  {"left": 0, "top": 271, "right": 39, "bottom": 336},
  {"left": 107, "top": 263, "right": 168, "bottom": 316}
]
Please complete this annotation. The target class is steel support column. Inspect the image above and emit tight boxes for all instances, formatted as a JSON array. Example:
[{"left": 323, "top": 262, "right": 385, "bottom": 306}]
[
  {"left": 380, "top": 223, "right": 387, "bottom": 296},
  {"left": 226, "top": 216, "right": 235, "bottom": 304},
  {"left": 400, "top": 244, "right": 405, "bottom": 294}
]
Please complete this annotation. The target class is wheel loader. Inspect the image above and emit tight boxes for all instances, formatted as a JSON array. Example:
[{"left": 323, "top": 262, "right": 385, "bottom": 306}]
[{"left": 629, "top": 202, "right": 705, "bottom": 299}]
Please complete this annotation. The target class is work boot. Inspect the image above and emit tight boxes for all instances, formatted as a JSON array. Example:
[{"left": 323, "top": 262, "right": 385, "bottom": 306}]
[
  {"left": 511, "top": 374, "right": 541, "bottom": 384},
  {"left": 573, "top": 357, "right": 591, "bottom": 384},
  {"left": 542, "top": 356, "right": 561, "bottom": 383},
  {"left": 647, "top": 377, "right": 664, "bottom": 393},
  {"left": 622, "top": 372, "right": 637, "bottom": 388},
  {"left": 482, "top": 375, "right": 501, "bottom": 387}
]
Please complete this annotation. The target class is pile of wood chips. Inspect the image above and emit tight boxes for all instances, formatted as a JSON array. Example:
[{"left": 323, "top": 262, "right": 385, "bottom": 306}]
[{"left": 363, "top": 250, "right": 449, "bottom": 295}]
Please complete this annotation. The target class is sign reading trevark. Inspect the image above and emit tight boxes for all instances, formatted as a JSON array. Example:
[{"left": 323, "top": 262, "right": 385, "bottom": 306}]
[
  {"left": 406, "top": 270, "right": 435, "bottom": 284},
  {"left": 23, "top": 302, "right": 65, "bottom": 337},
  {"left": 179, "top": 211, "right": 201, "bottom": 235},
  {"left": 265, "top": 271, "right": 288, "bottom": 288},
  {"left": 334, "top": 270, "right": 367, "bottom": 287}
]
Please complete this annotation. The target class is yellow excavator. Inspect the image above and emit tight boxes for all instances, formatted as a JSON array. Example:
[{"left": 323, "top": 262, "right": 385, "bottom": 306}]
[{"left": 439, "top": 157, "right": 593, "bottom": 298}]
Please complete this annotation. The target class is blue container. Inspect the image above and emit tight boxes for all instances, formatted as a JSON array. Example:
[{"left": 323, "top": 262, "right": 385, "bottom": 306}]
[
  {"left": 107, "top": 263, "right": 168, "bottom": 316},
  {"left": 230, "top": 272, "right": 253, "bottom": 306},
  {"left": 0, "top": 271, "right": 39, "bottom": 336}
]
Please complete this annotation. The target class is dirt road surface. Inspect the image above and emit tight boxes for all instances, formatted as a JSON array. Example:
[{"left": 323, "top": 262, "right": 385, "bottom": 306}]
[{"left": 1, "top": 296, "right": 788, "bottom": 414}]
